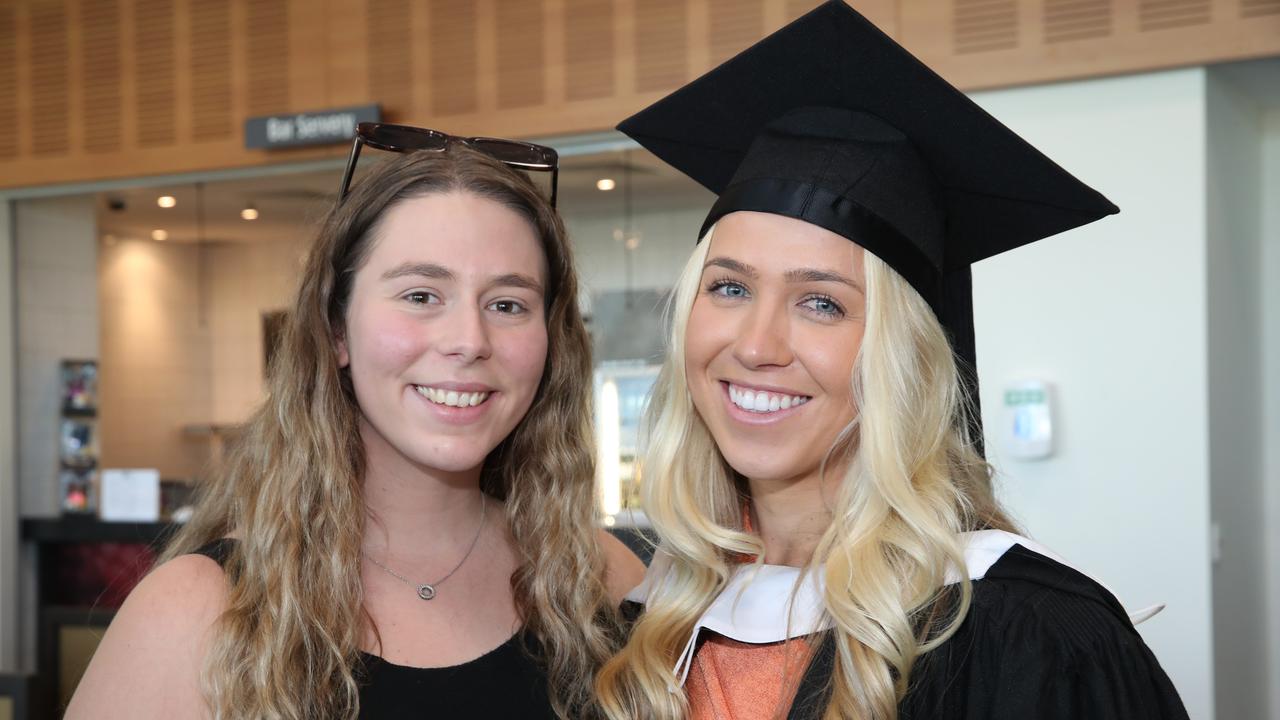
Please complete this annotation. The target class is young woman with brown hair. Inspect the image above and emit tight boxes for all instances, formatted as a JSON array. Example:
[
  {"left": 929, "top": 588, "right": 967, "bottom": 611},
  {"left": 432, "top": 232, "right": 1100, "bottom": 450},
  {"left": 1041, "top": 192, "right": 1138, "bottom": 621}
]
[{"left": 67, "top": 128, "right": 643, "bottom": 719}]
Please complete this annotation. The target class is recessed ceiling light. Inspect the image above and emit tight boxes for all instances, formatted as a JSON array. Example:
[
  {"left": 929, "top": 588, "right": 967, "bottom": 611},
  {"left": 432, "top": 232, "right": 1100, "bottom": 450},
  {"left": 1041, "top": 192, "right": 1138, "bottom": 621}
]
[
  {"left": 596, "top": 178, "right": 616, "bottom": 191},
  {"left": 157, "top": 195, "right": 176, "bottom": 208},
  {"left": 241, "top": 205, "right": 259, "bottom": 221},
  {"left": 151, "top": 229, "right": 168, "bottom": 241}
]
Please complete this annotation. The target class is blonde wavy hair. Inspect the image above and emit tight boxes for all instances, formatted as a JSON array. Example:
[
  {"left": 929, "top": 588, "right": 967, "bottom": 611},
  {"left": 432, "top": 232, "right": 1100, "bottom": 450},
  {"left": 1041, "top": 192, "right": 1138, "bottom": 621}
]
[
  {"left": 161, "top": 147, "right": 621, "bottom": 720},
  {"left": 596, "top": 228, "right": 1016, "bottom": 720}
]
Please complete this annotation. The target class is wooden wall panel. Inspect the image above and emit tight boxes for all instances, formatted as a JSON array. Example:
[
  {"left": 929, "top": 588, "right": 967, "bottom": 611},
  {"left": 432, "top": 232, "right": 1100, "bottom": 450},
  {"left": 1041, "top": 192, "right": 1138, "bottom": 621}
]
[
  {"left": 1242, "top": 0, "right": 1280, "bottom": 16},
  {"left": 709, "top": 0, "right": 764, "bottom": 66},
  {"left": 430, "top": 0, "right": 479, "bottom": 116},
  {"left": 954, "top": 0, "right": 1019, "bottom": 54},
  {"left": 0, "top": 0, "right": 1278, "bottom": 190},
  {"left": 1139, "top": 0, "right": 1211, "bottom": 30},
  {"left": 80, "top": 0, "right": 123, "bottom": 152},
  {"left": 246, "top": 0, "right": 288, "bottom": 115},
  {"left": 134, "top": 0, "right": 175, "bottom": 147},
  {"left": 565, "top": 0, "right": 614, "bottom": 101},
  {"left": 1044, "top": 0, "right": 1111, "bottom": 43},
  {"left": 496, "top": 0, "right": 546, "bottom": 109},
  {"left": 368, "top": 0, "right": 412, "bottom": 118},
  {"left": 29, "top": 0, "right": 69, "bottom": 155},
  {"left": 0, "top": 4, "right": 19, "bottom": 159},
  {"left": 635, "top": 0, "right": 687, "bottom": 92},
  {"left": 190, "top": 0, "right": 232, "bottom": 141}
]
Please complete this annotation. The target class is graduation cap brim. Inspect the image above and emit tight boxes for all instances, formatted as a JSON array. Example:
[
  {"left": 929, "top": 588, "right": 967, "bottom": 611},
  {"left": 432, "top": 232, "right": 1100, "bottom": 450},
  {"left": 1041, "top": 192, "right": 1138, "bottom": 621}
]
[{"left": 617, "top": 0, "right": 1118, "bottom": 270}]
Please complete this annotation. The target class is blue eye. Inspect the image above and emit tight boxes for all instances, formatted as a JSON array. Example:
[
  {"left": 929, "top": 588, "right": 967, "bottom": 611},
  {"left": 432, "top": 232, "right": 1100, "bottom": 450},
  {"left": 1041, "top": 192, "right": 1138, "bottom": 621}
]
[
  {"left": 801, "top": 295, "right": 845, "bottom": 318},
  {"left": 707, "top": 280, "right": 749, "bottom": 299}
]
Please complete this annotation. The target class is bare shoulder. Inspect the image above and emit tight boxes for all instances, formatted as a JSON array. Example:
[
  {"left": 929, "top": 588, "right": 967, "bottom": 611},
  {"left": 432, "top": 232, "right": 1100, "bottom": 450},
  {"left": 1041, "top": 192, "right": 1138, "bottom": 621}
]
[
  {"left": 598, "top": 529, "right": 647, "bottom": 605},
  {"left": 64, "top": 553, "right": 229, "bottom": 720}
]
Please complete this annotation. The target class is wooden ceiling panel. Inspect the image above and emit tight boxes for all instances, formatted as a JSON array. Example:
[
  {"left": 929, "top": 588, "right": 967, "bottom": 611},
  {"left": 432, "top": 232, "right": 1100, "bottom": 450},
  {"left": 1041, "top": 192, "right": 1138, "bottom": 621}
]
[
  {"left": 368, "top": 0, "right": 412, "bottom": 119},
  {"left": 0, "top": 4, "right": 19, "bottom": 159},
  {"left": 786, "top": 0, "right": 824, "bottom": 21},
  {"left": 954, "top": 0, "right": 1019, "bottom": 54},
  {"left": 1, "top": 0, "right": 1278, "bottom": 190},
  {"left": 1139, "top": 0, "right": 1211, "bottom": 31},
  {"left": 709, "top": 0, "right": 764, "bottom": 66},
  {"left": 190, "top": 0, "right": 232, "bottom": 141},
  {"left": 1044, "top": 0, "right": 1111, "bottom": 43},
  {"left": 80, "top": 0, "right": 123, "bottom": 152},
  {"left": 134, "top": 0, "right": 175, "bottom": 147},
  {"left": 635, "top": 0, "right": 687, "bottom": 92},
  {"left": 496, "top": 0, "right": 546, "bottom": 109},
  {"left": 565, "top": 0, "right": 614, "bottom": 101},
  {"left": 1242, "top": 0, "right": 1280, "bottom": 16},
  {"left": 30, "top": 0, "right": 70, "bottom": 155},
  {"left": 246, "top": 0, "right": 289, "bottom": 116},
  {"left": 430, "top": 0, "right": 478, "bottom": 116}
]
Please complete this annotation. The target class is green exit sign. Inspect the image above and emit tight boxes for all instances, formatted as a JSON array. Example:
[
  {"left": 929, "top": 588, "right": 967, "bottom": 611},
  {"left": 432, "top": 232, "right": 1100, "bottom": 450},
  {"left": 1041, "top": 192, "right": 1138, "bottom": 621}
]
[{"left": 1005, "top": 388, "right": 1046, "bottom": 405}]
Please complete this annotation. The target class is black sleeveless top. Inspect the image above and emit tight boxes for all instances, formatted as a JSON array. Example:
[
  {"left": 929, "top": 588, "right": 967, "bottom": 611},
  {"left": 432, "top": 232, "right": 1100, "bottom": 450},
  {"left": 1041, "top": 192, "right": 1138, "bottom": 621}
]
[{"left": 193, "top": 539, "right": 557, "bottom": 719}]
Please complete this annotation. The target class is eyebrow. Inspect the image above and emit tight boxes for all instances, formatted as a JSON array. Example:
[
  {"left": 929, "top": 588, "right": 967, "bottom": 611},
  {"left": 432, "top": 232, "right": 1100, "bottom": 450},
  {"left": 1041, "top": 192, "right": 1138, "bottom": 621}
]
[
  {"left": 490, "top": 272, "right": 545, "bottom": 295},
  {"left": 703, "top": 257, "right": 758, "bottom": 278},
  {"left": 783, "top": 268, "right": 863, "bottom": 292},
  {"left": 380, "top": 262, "right": 453, "bottom": 282},
  {"left": 380, "top": 262, "right": 544, "bottom": 294},
  {"left": 704, "top": 256, "right": 862, "bottom": 292}
]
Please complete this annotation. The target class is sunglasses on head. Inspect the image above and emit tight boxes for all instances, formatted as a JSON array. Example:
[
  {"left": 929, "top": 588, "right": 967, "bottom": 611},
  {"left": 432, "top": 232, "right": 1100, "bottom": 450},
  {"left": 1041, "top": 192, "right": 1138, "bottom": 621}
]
[{"left": 338, "top": 122, "right": 560, "bottom": 207}]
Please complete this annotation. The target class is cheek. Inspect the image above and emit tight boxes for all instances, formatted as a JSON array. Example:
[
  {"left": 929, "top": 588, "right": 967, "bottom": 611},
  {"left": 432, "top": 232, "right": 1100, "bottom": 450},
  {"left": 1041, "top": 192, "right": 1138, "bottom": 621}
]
[
  {"left": 349, "top": 310, "right": 425, "bottom": 373},
  {"left": 801, "top": 327, "right": 862, "bottom": 405},
  {"left": 684, "top": 299, "right": 724, "bottom": 377},
  {"left": 496, "top": 325, "right": 549, "bottom": 391}
]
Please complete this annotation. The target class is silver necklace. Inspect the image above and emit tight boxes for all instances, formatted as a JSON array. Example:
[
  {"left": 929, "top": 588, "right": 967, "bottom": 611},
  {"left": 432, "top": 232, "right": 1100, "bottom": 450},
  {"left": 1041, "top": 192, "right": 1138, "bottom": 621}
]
[{"left": 365, "top": 493, "right": 486, "bottom": 601}]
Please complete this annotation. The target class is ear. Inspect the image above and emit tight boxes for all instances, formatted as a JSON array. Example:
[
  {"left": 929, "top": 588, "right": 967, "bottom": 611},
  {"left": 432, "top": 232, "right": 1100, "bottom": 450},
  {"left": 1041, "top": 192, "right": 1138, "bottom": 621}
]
[{"left": 335, "top": 328, "right": 350, "bottom": 368}]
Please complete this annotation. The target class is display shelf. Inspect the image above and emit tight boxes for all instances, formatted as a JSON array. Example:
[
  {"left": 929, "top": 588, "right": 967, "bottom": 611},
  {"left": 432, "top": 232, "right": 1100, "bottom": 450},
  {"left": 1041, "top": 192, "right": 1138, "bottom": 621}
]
[{"left": 20, "top": 517, "right": 176, "bottom": 546}]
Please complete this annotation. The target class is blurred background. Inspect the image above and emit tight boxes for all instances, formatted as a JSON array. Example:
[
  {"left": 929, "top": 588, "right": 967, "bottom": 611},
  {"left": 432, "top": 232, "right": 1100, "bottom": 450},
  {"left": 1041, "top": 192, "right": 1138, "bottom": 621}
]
[{"left": 0, "top": 0, "right": 1276, "bottom": 717}]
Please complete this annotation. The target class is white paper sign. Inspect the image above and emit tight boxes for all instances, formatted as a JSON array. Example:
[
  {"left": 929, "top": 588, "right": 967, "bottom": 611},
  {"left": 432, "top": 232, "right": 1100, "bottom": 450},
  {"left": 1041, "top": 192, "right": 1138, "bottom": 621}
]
[{"left": 99, "top": 468, "right": 161, "bottom": 522}]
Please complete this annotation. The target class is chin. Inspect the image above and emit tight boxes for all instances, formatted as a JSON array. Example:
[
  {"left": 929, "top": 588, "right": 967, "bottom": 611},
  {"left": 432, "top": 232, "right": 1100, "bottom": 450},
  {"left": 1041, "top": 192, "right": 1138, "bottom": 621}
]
[{"left": 409, "top": 443, "right": 494, "bottom": 474}]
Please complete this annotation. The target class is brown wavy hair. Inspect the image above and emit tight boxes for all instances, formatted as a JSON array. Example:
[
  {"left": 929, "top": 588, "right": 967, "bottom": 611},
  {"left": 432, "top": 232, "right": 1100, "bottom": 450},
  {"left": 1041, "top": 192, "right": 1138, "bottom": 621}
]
[{"left": 161, "top": 147, "right": 621, "bottom": 719}]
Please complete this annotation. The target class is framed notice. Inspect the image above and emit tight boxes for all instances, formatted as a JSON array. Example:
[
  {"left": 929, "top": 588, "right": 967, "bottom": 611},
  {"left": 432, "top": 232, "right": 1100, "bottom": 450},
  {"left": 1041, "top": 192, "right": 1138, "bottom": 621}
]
[{"left": 99, "top": 469, "right": 161, "bottom": 522}]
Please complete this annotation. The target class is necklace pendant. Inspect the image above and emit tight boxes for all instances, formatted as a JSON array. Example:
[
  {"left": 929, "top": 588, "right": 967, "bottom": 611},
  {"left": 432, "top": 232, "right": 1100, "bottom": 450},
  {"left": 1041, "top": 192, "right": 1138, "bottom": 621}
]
[{"left": 417, "top": 584, "right": 436, "bottom": 601}]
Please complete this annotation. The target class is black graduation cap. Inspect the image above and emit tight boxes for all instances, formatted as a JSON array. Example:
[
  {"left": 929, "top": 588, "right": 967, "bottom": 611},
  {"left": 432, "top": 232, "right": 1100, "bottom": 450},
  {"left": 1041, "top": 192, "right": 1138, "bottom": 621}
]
[{"left": 617, "top": 0, "right": 1118, "bottom": 449}]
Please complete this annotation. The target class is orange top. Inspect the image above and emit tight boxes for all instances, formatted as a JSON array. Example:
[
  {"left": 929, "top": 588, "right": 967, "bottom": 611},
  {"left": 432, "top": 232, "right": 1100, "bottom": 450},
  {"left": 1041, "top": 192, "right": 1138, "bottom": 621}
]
[{"left": 687, "top": 632, "right": 813, "bottom": 720}]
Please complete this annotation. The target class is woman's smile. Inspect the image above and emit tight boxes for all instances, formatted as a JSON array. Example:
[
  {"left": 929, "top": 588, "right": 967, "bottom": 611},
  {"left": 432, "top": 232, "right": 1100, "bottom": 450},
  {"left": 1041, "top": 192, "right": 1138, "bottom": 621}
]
[{"left": 720, "top": 380, "right": 812, "bottom": 423}]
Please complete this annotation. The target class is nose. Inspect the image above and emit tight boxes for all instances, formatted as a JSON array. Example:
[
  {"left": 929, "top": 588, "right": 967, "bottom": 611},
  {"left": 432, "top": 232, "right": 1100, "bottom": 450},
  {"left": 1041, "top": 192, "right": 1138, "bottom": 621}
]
[
  {"left": 438, "top": 303, "right": 492, "bottom": 363},
  {"left": 731, "top": 298, "right": 793, "bottom": 370}
]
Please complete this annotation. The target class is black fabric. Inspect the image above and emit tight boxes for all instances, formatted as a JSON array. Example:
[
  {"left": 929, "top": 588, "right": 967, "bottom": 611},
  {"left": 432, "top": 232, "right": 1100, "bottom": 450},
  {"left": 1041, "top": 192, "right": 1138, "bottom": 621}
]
[
  {"left": 616, "top": 0, "right": 1120, "bottom": 451},
  {"left": 784, "top": 545, "right": 1189, "bottom": 720},
  {"left": 189, "top": 540, "right": 556, "bottom": 720}
]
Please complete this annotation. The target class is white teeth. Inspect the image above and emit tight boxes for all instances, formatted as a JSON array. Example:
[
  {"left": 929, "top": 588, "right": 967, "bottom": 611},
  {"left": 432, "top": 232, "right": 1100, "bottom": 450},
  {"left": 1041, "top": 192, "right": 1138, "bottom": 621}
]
[
  {"left": 416, "top": 386, "right": 490, "bottom": 408},
  {"left": 727, "top": 384, "right": 810, "bottom": 414}
]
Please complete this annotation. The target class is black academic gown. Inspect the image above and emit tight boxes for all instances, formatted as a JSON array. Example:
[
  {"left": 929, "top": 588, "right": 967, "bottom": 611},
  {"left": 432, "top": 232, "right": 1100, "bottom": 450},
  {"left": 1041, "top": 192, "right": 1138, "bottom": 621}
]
[{"left": 786, "top": 544, "right": 1190, "bottom": 720}]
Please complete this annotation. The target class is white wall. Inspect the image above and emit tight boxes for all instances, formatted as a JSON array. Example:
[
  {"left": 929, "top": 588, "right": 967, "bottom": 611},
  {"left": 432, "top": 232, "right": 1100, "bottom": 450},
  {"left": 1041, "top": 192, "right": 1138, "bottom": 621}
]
[
  {"left": 0, "top": 199, "right": 18, "bottom": 671},
  {"left": 970, "top": 68, "right": 1215, "bottom": 719},
  {"left": 1205, "top": 69, "right": 1268, "bottom": 720},
  {"left": 207, "top": 236, "right": 308, "bottom": 425},
  {"left": 98, "top": 238, "right": 213, "bottom": 478},
  {"left": 15, "top": 196, "right": 100, "bottom": 517},
  {"left": 1262, "top": 106, "right": 1280, "bottom": 720}
]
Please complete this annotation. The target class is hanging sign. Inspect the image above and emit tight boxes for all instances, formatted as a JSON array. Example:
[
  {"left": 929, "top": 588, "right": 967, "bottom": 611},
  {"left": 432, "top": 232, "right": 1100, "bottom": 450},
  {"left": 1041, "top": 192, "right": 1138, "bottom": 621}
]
[{"left": 244, "top": 104, "right": 381, "bottom": 150}]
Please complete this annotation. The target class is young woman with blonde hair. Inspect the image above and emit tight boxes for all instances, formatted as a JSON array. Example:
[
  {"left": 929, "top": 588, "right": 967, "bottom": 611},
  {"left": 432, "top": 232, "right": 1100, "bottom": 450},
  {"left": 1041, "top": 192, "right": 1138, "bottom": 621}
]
[
  {"left": 67, "top": 126, "right": 643, "bottom": 719},
  {"left": 596, "top": 4, "right": 1188, "bottom": 719}
]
